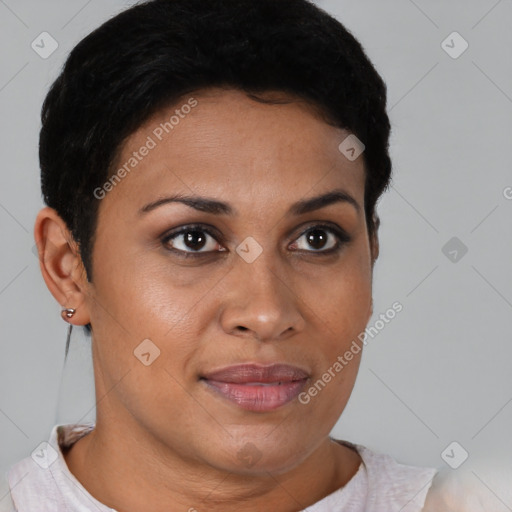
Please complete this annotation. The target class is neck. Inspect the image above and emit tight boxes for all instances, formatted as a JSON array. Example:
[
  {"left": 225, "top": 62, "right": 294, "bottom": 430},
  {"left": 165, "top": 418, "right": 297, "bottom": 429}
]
[{"left": 63, "top": 414, "right": 361, "bottom": 512}]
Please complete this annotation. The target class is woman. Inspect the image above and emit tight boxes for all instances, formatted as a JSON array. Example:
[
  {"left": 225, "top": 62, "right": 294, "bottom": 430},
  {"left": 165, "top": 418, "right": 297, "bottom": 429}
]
[{"left": 1, "top": 0, "right": 451, "bottom": 510}]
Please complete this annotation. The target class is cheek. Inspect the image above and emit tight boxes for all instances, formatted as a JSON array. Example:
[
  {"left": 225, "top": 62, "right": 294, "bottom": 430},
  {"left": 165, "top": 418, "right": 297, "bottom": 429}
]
[
  {"left": 303, "top": 355, "right": 362, "bottom": 430},
  {"left": 92, "top": 247, "right": 202, "bottom": 336},
  {"left": 297, "top": 244, "right": 372, "bottom": 395},
  {"left": 298, "top": 251, "right": 373, "bottom": 339},
  {"left": 87, "top": 252, "right": 208, "bottom": 399}
]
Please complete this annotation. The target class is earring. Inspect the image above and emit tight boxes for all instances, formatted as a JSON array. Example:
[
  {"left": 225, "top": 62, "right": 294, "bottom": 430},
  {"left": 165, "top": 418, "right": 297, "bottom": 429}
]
[
  {"left": 61, "top": 308, "right": 76, "bottom": 320},
  {"left": 61, "top": 308, "right": 76, "bottom": 362}
]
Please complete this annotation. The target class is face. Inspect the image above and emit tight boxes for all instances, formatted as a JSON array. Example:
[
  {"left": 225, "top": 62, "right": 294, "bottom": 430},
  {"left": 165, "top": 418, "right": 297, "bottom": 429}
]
[{"left": 59, "top": 88, "right": 376, "bottom": 474}]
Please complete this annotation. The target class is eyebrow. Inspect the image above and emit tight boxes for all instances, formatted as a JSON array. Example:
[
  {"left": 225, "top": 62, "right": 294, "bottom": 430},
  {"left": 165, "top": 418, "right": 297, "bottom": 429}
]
[{"left": 138, "top": 188, "right": 361, "bottom": 217}]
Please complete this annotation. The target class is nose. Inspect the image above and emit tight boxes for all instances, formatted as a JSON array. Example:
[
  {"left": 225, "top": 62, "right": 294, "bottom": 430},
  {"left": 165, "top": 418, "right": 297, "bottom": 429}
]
[{"left": 219, "top": 253, "right": 306, "bottom": 342}]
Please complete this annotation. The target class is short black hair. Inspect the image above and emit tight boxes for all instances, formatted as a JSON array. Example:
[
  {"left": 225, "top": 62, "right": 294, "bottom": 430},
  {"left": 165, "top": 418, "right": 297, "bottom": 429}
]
[{"left": 39, "top": 0, "right": 392, "bottom": 335}]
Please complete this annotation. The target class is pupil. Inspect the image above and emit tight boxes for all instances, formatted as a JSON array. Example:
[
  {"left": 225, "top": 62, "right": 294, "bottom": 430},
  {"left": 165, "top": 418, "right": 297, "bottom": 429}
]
[
  {"left": 185, "top": 231, "right": 206, "bottom": 250},
  {"left": 307, "top": 229, "right": 327, "bottom": 249}
]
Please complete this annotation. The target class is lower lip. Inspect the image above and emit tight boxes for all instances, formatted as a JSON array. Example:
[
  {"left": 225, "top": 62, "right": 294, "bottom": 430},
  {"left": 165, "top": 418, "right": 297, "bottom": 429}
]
[{"left": 201, "top": 378, "right": 309, "bottom": 412}]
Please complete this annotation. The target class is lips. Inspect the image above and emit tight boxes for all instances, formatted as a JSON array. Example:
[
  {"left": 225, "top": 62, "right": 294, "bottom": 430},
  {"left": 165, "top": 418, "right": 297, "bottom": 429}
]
[
  {"left": 200, "top": 363, "right": 310, "bottom": 412},
  {"left": 200, "top": 363, "right": 310, "bottom": 384}
]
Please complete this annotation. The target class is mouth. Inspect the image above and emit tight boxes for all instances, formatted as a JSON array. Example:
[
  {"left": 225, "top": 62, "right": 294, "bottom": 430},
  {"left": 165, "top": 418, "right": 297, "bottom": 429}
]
[{"left": 199, "top": 363, "right": 310, "bottom": 412}]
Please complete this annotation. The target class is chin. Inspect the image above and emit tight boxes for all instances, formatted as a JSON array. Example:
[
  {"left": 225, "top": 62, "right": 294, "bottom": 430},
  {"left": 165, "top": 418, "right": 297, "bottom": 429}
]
[{"left": 206, "top": 433, "right": 311, "bottom": 476}]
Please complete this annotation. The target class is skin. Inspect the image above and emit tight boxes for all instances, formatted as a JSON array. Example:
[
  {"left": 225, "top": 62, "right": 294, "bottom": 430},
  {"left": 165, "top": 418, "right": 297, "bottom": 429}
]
[{"left": 34, "top": 87, "right": 379, "bottom": 512}]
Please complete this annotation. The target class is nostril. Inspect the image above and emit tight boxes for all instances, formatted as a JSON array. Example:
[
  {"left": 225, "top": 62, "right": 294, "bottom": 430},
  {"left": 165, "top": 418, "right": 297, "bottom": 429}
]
[{"left": 237, "top": 326, "right": 248, "bottom": 331}]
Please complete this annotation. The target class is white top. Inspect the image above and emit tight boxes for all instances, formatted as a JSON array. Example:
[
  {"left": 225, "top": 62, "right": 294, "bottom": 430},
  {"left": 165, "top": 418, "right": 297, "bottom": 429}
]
[{"left": 2, "top": 423, "right": 438, "bottom": 511}]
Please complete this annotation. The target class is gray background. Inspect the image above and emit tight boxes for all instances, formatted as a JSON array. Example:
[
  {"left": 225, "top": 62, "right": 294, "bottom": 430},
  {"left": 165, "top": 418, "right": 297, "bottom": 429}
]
[{"left": 1, "top": 0, "right": 511, "bottom": 497}]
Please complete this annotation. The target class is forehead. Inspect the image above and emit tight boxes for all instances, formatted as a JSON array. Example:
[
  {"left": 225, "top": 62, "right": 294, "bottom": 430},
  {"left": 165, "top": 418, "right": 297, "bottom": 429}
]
[{"left": 104, "top": 88, "right": 366, "bottom": 210}]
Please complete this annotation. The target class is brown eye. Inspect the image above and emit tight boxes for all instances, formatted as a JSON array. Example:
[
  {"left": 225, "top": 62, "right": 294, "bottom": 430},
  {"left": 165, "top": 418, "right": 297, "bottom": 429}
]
[
  {"left": 162, "top": 226, "right": 225, "bottom": 254},
  {"left": 305, "top": 229, "right": 331, "bottom": 250},
  {"left": 290, "top": 224, "right": 350, "bottom": 253},
  {"left": 182, "top": 230, "right": 208, "bottom": 251}
]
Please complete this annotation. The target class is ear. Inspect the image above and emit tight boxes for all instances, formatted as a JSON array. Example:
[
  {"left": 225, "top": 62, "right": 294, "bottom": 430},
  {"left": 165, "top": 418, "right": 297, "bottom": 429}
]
[
  {"left": 33, "top": 207, "right": 92, "bottom": 327},
  {"left": 369, "top": 213, "right": 380, "bottom": 264},
  {"left": 366, "top": 214, "right": 380, "bottom": 324}
]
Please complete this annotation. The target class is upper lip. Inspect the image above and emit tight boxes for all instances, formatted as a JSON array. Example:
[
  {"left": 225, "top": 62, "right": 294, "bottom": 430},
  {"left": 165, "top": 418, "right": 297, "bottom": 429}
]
[{"left": 201, "top": 363, "right": 310, "bottom": 383}]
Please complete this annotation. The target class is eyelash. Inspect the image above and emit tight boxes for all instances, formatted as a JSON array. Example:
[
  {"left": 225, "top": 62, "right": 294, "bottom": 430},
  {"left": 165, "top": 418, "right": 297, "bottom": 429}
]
[{"left": 160, "top": 223, "right": 351, "bottom": 259}]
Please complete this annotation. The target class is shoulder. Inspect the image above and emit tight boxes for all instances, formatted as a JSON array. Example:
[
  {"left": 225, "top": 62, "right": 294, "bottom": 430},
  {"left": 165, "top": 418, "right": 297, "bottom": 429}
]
[
  {"left": 423, "top": 458, "right": 512, "bottom": 512},
  {"left": 6, "top": 452, "right": 60, "bottom": 512},
  {"left": 0, "top": 469, "right": 16, "bottom": 512},
  {"left": 336, "top": 439, "right": 438, "bottom": 511},
  {"left": 4, "top": 423, "right": 96, "bottom": 512}
]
